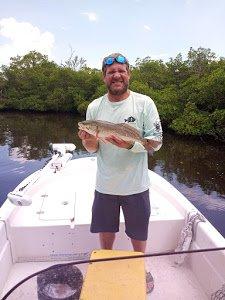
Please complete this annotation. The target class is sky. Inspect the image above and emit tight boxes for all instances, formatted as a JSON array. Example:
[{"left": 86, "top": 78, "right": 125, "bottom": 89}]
[{"left": 1, "top": 0, "right": 225, "bottom": 69}]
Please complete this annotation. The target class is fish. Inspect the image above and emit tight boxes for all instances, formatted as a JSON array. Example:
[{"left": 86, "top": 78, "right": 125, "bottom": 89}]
[
  {"left": 78, "top": 120, "right": 148, "bottom": 146},
  {"left": 124, "top": 116, "right": 136, "bottom": 123}
]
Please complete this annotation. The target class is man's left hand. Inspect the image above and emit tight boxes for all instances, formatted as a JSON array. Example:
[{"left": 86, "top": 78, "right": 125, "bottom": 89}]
[{"left": 105, "top": 135, "right": 134, "bottom": 150}]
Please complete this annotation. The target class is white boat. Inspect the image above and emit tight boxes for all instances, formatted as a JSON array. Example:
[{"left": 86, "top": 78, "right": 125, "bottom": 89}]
[{"left": 0, "top": 143, "right": 225, "bottom": 299}]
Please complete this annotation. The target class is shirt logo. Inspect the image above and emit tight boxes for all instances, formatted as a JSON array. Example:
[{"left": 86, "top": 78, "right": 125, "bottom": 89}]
[
  {"left": 154, "top": 121, "right": 161, "bottom": 132},
  {"left": 124, "top": 116, "right": 136, "bottom": 123}
]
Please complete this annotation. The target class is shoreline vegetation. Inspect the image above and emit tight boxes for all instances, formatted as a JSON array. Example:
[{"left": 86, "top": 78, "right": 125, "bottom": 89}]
[{"left": 0, "top": 47, "right": 225, "bottom": 141}]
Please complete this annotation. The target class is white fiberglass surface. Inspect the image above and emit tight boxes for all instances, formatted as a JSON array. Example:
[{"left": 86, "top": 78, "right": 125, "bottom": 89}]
[{"left": 4, "top": 251, "right": 225, "bottom": 300}]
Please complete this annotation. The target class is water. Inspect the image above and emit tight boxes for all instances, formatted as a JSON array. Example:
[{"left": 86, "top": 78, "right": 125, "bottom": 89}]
[{"left": 0, "top": 111, "right": 225, "bottom": 237}]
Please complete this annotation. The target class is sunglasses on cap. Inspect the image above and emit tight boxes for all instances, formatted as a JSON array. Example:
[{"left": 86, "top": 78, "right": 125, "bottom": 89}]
[{"left": 103, "top": 55, "right": 128, "bottom": 67}]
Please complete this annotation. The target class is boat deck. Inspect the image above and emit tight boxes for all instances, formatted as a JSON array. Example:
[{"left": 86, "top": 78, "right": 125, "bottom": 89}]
[
  {"left": 1, "top": 255, "right": 208, "bottom": 299},
  {"left": 149, "top": 255, "right": 207, "bottom": 299},
  {"left": 1, "top": 157, "right": 219, "bottom": 299}
]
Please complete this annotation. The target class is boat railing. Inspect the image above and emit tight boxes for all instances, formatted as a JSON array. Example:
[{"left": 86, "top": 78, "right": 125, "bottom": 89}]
[{"left": 6, "top": 143, "right": 76, "bottom": 206}]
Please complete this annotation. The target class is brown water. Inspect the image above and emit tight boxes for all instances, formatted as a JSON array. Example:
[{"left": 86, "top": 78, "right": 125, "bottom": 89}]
[{"left": 0, "top": 111, "right": 225, "bottom": 236}]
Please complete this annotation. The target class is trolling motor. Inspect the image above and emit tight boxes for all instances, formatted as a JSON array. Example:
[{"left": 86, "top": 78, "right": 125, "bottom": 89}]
[{"left": 7, "top": 143, "right": 76, "bottom": 206}]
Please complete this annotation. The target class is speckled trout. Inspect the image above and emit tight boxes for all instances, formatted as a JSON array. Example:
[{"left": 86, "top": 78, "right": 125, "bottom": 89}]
[{"left": 78, "top": 120, "right": 148, "bottom": 146}]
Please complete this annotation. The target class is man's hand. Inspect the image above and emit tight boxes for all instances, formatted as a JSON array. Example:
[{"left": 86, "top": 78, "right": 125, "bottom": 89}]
[
  {"left": 105, "top": 135, "right": 134, "bottom": 150},
  {"left": 144, "top": 139, "right": 161, "bottom": 151},
  {"left": 78, "top": 130, "right": 99, "bottom": 153},
  {"left": 78, "top": 130, "right": 93, "bottom": 140},
  {"left": 105, "top": 135, "right": 162, "bottom": 152}
]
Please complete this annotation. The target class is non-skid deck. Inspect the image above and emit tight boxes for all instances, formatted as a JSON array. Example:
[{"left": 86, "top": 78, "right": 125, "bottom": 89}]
[
  {"left": 147, "top": 255, "right": 208, "bottom": 299},
  {"left": 1, "top": 255, "right": 208, "bottom": 299},
  {"left": 1, "top": 260, "right": 88, "bottom": 300}
]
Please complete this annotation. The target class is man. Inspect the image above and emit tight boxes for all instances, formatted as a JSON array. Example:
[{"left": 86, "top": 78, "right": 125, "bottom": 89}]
[{"left": 78, "top": 53, "right": 162, "bottom": 293}]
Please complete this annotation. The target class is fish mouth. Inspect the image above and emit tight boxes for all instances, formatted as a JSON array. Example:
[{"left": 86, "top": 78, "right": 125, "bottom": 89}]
[{"left": 78, "top": 122, "right": 84, "bottom": 130}]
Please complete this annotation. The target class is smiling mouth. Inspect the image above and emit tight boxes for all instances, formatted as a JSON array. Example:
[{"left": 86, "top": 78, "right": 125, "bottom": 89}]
[{"left": 112, "top": 81, "right": 123, "bottom": 85}]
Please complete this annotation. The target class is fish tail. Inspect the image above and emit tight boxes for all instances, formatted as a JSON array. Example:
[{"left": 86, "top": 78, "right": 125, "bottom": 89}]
[
  {"left": 142, "top": 138, "right": 148, "bottom": 147},
  {"left": 142, "top": 139, "right": 154, "bottom": 155}
]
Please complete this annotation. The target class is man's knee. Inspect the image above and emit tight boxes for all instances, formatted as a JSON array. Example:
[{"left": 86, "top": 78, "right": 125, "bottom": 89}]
[{"left": 99, "top": 232, "right": 116, "bottom": 249}]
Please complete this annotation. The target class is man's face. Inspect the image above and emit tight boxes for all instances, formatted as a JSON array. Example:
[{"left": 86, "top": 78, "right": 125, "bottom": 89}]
[{"left": 103, "top": 63, "right": 130, "bottom": 96}]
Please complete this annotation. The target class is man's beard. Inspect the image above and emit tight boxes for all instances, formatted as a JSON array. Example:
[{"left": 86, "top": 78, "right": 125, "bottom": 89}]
[{"left": 107, "top": 82, "right": 129, "bottom": 96}]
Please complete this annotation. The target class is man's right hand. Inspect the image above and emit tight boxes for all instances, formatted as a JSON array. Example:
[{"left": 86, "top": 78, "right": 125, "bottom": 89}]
[
  {"left": 78, "top": 130, "right": 99, "bottom": 153},
  {"left": 78, "top": 130, "right": 93, "bottom": 140}
]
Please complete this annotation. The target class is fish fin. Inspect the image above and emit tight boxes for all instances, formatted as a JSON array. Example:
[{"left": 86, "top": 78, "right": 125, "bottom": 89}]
[{"left": 143, "top": 139, "right": 155, "bottom": 155}]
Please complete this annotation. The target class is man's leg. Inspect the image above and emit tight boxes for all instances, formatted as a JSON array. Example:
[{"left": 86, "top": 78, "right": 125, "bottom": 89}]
[
  {"left": 90, "top": 191, "right": 120, "bottom": 249},
  {"left": 121, "top": 190, "right": 153, "bottom": 294},
  {"left": 131, "top": 239, "right": 146, "bottom": 253},
  {"left": 131, "top": 238, "right": 153, "bottom": 294},
  {"left": 99, "top": 232, "right": 116, "bottom": 249},
  {"left": 121, "top": 190, "right": 150, "bottom": 245}
]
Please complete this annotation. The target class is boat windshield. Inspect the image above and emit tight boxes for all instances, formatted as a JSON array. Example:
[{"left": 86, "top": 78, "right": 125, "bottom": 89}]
[{"left": 1, "top": 248, "right": 225, "bottom": 300}]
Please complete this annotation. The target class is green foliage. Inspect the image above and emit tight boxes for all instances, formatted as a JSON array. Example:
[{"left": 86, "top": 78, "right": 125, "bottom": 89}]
[
  {"left": 211, "top": 109, "right": 225, "bottom": 140},
  {"left": 166, "top": 53, "right": 190, "bottom": 86},
  {"left": 1, "top": 51, "right": 58, "bottom": 111},
  {"left": 77, "top": 101, "right": 89, "bottom": 116},
  {"left": 197, "top": 69, "right": 225, "bottom": 111},
  {"left": 134, "top": 57, "right": 169, "bottom": 89},
  {"left": 179, "top": 68, "right": 225, "bottom": 113},
  {"left": 0, "top": 47, "right": 225, "bottom": 140},
  {"left": 170, "top": 102, "right": 214, "bottom": 136},
  {"left": 186, "top": 47, "right": 216, "bottom": 77},
  {"left": 129, "top": 80, "right": 152, "bottom": 96},
  {"left": 153, "top": 85, "right": 181, "bottom": 125},
  {"left": 91, "top": 84, "right": 107, "bottom": 99}
]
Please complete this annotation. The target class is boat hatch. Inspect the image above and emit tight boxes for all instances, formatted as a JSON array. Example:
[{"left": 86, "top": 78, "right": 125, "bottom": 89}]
[{"left": 38, "top": 184, "right": 76, "bottom": 221}]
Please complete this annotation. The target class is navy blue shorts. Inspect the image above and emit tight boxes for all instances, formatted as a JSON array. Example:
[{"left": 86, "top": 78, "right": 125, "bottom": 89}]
[{"left": 90, "top": 190, "right": 151, "bottom": 241}]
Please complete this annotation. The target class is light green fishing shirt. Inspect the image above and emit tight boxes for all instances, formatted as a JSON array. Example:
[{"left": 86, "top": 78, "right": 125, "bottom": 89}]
[{"left": 86, "top": 91, "right": 162, "bottom": 195}]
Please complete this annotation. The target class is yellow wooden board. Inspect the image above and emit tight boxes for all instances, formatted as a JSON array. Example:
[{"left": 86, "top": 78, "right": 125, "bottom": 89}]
[{"left": 80, "top": 249, "right": 146, "bottom": 300}]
